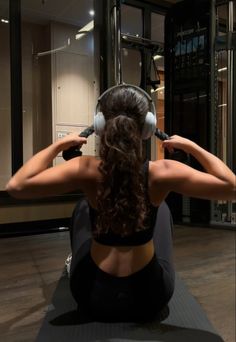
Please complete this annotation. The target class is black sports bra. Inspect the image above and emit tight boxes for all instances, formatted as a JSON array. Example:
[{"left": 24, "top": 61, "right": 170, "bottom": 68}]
[{"left": 89, "top": 160, "right": 158, "bottom": 246}]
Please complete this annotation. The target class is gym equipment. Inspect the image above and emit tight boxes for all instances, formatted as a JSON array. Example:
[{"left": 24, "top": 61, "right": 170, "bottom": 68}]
[
  {"left": 165, "top": 0, "right": 212, "bottom": 224},
  {"left": 62, "top": 126, "right": 95, "bottom": 161}
]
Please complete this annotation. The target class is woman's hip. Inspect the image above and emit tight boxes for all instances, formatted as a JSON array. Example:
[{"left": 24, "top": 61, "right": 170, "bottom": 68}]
[{"left": 70, "top": 253, "right": 173, "bottom": 321}]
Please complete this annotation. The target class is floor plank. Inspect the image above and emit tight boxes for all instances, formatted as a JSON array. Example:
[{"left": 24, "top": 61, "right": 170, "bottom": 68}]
[{"left": 173, "top": 226, "right": 235, "bottom": 342}]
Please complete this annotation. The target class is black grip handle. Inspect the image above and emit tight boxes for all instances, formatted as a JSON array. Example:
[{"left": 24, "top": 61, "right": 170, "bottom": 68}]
[
  {"left": 78, "top": 126, "right": 95, "bottom": 138},
  {"left": 154, "top": 128, "right": 170, "bottom": 141},
  {"left": 62, "top": 147, "right": 82, "bottom": 161},
  {"left": 155, "top": 128, "right": 188, "bottom": 162},
  {"left": 62, "top": 126, "right": 94, "bottom": 161}
]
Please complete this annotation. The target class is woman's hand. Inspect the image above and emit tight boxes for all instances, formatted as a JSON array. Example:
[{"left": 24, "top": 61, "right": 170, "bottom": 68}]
[
  {"left": 157, "top": 134, "right": 235, "bottom": 201},
  {"left": 57, "top": 133, "right": 87, "bottom": 152},
  {"left": 162, "top": 135, "right": 195, "bottom": 154}
]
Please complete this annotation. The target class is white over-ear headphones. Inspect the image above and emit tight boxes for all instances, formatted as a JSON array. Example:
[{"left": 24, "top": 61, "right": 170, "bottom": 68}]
[{"left": 94, "top": 84, "right": 157, "bottom": 140}]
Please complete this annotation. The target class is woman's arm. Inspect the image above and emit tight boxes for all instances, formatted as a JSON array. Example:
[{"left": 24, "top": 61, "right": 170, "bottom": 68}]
[
  {"left": 154, "top": 135, "right": 235, "bottom": 201},
  {"left": 5, "top": 134, "right": 88, "bottom": 199}
]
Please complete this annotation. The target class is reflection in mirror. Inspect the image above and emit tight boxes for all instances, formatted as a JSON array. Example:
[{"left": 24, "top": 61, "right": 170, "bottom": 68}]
[
  {"left": 217, "top": 4, "right": 228, "bottom": 34},
  {"left": 217, "top": 50, "right": 228, "bottom": 165},
  {"left": 151, "top": 12, "right": 165, "bottom": 43},
  {"left": 121, "top": 48, "right": 141, "bottom": 86},
  {"left": 21, "top": 0, "right": 96, "bottom": 166},
  {"left": 121, "top": 5, "right": 143, "bottom": 37}
]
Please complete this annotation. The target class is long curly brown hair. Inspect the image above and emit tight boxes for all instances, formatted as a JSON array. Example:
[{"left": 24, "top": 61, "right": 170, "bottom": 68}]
[{"left": 95, "top": 85, "right": 150, "bottom": 237}]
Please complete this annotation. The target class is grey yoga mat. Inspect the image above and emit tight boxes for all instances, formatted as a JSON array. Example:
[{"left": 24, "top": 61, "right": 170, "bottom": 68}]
[{"left": 36, "top": 271, "right": 224, "bottom": 342}]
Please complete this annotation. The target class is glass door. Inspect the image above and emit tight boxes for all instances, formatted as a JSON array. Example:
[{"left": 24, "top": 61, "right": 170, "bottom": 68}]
[{"left": 0, "top": 0, "right": 11, "bottom": 190}]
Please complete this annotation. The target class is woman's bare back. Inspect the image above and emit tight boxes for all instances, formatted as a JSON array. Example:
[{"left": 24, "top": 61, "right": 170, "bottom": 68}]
[{"left": 83, "top": 158, "right": 166, "bottom": 277}]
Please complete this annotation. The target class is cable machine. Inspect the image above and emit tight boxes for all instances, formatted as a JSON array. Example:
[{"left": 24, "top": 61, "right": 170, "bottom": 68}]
[
  {"left": 94, "top": 0, "right": 235, "bottom": 227},
  {"left": 94, "top": 0, "right": 167, "bottom": 161},
  {"left": 165, "top": 0, "right": 212, "bottom": 224},
  {"left": 165, "top": 0, "right": 235, "bottom": 226}
]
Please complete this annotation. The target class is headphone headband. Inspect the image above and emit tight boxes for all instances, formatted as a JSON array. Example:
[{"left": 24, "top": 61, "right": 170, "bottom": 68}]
[{"left": 96, "top": 83, "right": 156, "bottom": 116}]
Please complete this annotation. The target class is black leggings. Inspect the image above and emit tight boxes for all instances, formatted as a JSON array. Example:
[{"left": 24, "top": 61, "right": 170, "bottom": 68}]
[{"left": 69, "top": 197, "right": 175, "bottom": 322}]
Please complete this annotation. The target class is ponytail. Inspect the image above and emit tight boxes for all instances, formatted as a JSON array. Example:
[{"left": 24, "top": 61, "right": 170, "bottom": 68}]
[{"left": 96, "top": 115, "right": 148, "bottom": 236}]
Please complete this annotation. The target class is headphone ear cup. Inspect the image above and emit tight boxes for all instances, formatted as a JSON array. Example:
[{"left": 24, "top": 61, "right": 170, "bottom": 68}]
[
  {"left": 94, "top": 112, "right": 106, "bottom": 136},
  {"left": 142, "top": 112, "right": 157, "bottom": 140}
]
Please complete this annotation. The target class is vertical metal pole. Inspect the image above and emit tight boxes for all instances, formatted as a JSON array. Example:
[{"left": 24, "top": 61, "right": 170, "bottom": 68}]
[
  {"left": 94, "top": 0, "right": 121, "bottom": 91},
  {"left": 94, "top": 0, "right": 106, "bottom": 92},
  {"left": 10, "top": 0, "right": 23, "bottom": 174},
  {"left": 233, "top": 45, "right": 236, "bottom": 175},
  {"left": 227, "top": 0, "right": 234, "bottom": 222},
  {"left": 113, "top": 1, "right": 122, "bottom": 85},
  {"left": 143, "top": 8, "right": 152, "bottom": 161},
  {"left": 227, "top": 0, "right": 233, "bottom": 169},
  {"left": 106, "top": 0, "right": 114, "bottom": 88},
  {"left": 210, "top": 0, "right": 217, "bottom": 224}
]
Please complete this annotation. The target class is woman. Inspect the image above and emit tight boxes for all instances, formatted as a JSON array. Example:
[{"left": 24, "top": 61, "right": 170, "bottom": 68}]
[{"left": 6, "top": 85, "right": 235, "bottom": 322}]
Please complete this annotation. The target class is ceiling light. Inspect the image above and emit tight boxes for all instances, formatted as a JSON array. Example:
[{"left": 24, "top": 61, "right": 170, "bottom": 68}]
[
  {"left": 75, "top": 20, "right": 94, "bottom": 40},
  {"left": 89, "top": 10, "right": 95, "bottom": 17},
  {"left": 151, "top": 86, "right": 165, "bottom": 93},
  {"left": 1, "top": 18, "right": 9, "bottom": 24},
  {"left": 218, "top": 67, "right": 227, "bottom": 72},
  {"left": 153, "top": 54, "right": 163, "bottom": 60}
]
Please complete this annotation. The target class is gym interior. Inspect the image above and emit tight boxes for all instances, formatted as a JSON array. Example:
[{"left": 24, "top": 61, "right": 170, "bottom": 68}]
[{"left": 0, "top": 0, "right": 235, "bottom": 341}]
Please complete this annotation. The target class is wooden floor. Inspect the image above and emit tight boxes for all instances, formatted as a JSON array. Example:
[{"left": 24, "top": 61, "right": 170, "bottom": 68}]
[{"left": 0, "top": 226, "right": 235, "bottom": 342}]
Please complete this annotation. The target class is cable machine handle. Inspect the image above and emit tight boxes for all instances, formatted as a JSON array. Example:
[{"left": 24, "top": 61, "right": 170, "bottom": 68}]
[
  {"left": 62, "top": 126, "right": 171, "bottom": 161},
  {"left": 62, "top": 126, "right": 95, "bottom": 161}
]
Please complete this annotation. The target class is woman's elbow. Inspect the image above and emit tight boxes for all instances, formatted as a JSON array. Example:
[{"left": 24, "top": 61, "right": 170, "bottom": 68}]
[
  {"left": 225, "top": 180, "right": 236, "bottom": 201},
  {"left": 5, "top": 179, "right": 25, "bottom": 199},
  {"left": 230, "top": 184, "right": 236, "bottom": 201}
]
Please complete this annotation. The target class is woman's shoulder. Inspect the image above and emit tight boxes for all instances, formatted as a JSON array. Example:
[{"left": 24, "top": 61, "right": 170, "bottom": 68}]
[
  {"left": 147, "top": 159, "right": 176, "bottom": 204},
  {"left": 76, "top": 155, "right": 100, "bottom": 170},
  {"left": 79, "top": 155, "right": 100, "bottom": 166},
  {"left": 149, "top": 158, "right": 172, "bottom": 174},
  {"left": 76, "top": 155, "right": 102, "bottom": 181},
  {"left": 149, "top": 159, "right": 181, "bottom": 184}
]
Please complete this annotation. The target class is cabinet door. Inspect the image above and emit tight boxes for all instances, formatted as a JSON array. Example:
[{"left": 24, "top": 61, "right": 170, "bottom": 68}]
[{"left": 55, "top": 51, "right": 89, "bottom": 126}]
